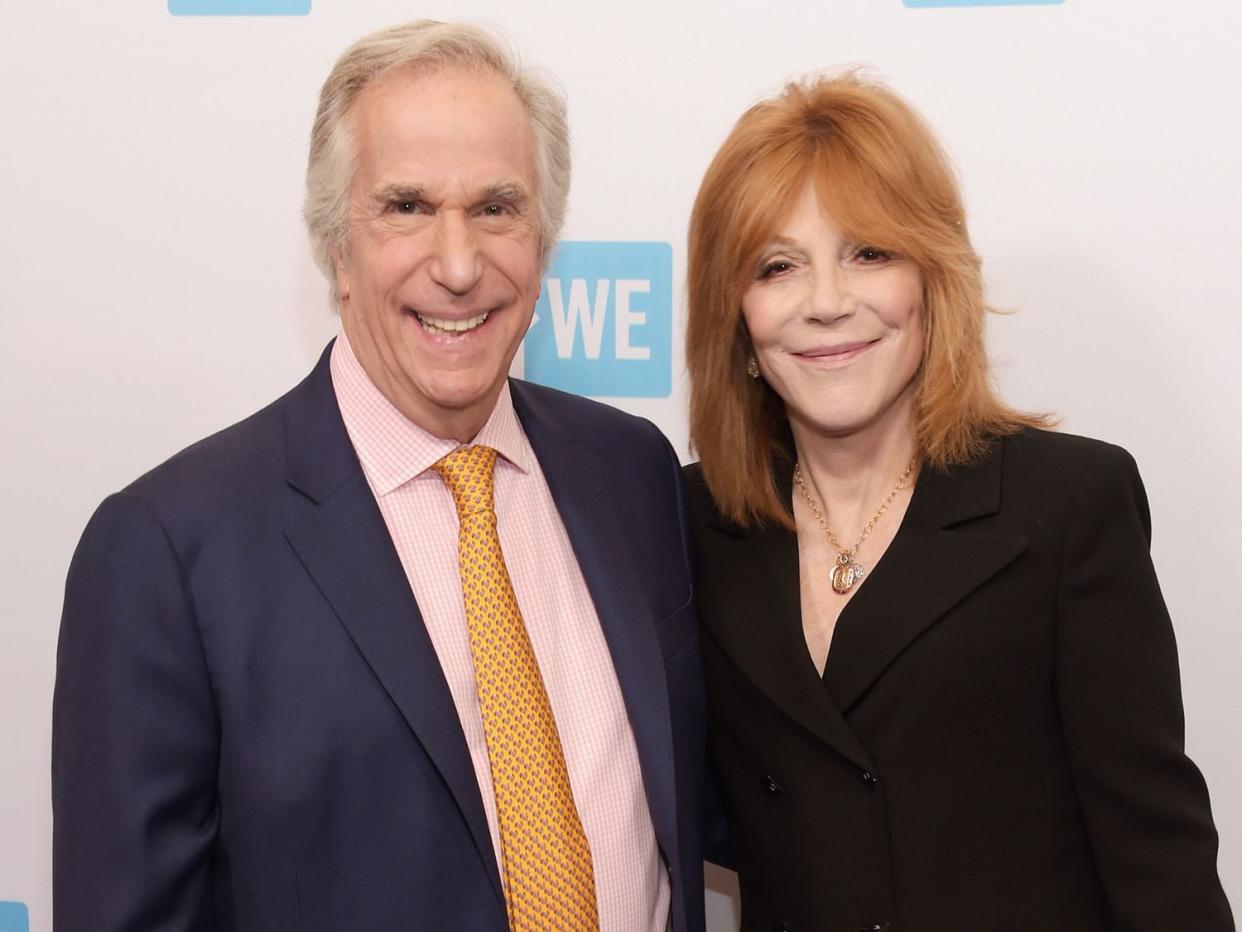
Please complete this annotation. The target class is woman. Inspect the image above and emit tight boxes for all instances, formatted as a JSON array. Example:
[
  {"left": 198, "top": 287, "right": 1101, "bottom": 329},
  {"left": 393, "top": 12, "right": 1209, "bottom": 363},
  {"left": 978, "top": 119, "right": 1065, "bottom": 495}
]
[{"left": 684, "top": 74, "right": 1232, "bottom": 931}]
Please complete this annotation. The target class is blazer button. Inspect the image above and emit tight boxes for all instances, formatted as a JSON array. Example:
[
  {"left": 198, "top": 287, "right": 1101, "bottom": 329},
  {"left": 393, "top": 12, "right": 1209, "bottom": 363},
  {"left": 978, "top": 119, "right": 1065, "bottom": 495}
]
[
  {"left": 859, "top": 770, "right": 879, "bottom": 790},
  {"left": 762, "top": 775, "right": 784, "bottom": 796}
]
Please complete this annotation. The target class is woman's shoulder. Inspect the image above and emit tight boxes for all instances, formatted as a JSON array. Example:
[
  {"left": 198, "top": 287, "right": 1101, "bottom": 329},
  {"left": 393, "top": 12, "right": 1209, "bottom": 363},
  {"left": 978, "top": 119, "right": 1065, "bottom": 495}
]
[
  {"left": 681, "top": 460, "right": 781, "bottom": 539},
  {"left": 1000, "top": 425, "right": 1138, "bottom": 477},
  {"left": 991, "top": 427, "right": 1148, "bottom": 527},
  {"left": 681, "top": 461, "right": 726, "bottom": 529},
  {"left": 681, "top": 461, "right": 708, "bottom": 504}
]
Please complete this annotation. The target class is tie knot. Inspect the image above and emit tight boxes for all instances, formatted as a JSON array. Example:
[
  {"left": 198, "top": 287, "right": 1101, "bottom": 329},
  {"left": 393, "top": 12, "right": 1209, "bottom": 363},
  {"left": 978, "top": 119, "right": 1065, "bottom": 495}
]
[{"left": 432, "top": 445, "right": 498, "bottom": 518}]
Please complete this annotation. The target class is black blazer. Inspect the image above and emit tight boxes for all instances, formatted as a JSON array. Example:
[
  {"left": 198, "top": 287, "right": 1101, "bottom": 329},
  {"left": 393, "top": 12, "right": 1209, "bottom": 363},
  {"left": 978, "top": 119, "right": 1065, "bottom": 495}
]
[{"left": 686, "top": 428, "right": 1232, "bottom": 932}]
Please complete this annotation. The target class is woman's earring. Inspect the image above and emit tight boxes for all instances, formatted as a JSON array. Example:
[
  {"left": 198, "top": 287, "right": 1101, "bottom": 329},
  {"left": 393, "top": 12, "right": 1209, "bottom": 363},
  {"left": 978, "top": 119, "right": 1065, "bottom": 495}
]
[{"left": 746, "top": 356, "right": 761, "bottom": 379}]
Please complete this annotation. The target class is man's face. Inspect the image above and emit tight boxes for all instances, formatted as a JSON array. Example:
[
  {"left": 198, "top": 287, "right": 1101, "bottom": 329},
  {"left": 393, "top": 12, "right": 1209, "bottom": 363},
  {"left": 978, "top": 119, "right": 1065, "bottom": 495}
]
[{"left": 334, "top": 65, "right": 542, "bottom": 441}]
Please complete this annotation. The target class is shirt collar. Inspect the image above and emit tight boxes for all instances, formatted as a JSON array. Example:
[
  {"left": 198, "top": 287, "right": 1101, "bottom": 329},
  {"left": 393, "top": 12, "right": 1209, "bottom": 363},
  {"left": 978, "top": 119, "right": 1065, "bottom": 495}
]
[{"left": 330, "top": 329, "right": 535, "bottom": 496}]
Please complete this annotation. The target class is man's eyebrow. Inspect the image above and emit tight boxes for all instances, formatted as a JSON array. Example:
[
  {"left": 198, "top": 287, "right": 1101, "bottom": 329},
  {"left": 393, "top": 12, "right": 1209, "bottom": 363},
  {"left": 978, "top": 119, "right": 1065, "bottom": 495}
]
[
  {"left": 369, "top": 181, "right": 531, "bottom": 208},
  {"left": 480, "top": 182, "right": 531, "bottom": 206},
  {"left": 372, "top": 183, "right": 424, "bottom": 204}
]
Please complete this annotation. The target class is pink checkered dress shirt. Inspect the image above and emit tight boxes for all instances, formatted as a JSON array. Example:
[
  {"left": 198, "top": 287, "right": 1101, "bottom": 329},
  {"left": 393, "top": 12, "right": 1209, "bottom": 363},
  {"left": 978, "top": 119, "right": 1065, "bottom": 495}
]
[{"left": 330, "top": 333, "right": 671, "bottom": 931}]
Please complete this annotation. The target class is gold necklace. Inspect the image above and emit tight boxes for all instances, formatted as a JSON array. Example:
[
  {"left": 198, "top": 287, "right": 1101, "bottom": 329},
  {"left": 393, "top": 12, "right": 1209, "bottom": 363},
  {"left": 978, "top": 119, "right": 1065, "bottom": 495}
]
[{"left": 792, "top": 457, "right": 918, "bottom": 595}]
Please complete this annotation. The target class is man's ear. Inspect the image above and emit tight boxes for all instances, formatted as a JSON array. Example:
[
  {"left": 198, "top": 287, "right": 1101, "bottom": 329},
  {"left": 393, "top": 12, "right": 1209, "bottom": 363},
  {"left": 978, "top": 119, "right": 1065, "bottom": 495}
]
[{"left": 332, "top": 247, "right": 350, "bottom": 304}]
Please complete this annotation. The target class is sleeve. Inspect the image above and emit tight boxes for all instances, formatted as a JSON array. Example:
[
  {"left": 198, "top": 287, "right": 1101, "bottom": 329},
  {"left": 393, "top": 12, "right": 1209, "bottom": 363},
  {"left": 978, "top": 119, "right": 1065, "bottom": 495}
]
[
  {"left": 52, "top": 492, "right": 220, "bottom": 932},
  {"left": 1054, "top": 446, "right": 1234, "bottom": 930},
  {"left": 702, "top": 756, "right": 735, "bottom": 870},
  {"left": 677, "top": 467, "right": 736, "bottom": 870}
]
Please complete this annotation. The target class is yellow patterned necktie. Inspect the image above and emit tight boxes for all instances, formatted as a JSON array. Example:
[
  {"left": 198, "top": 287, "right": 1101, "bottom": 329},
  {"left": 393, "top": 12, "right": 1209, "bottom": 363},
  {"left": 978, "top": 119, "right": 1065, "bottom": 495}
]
[{"left": 432, "top": 445, "right": 600, "bottom": 931}]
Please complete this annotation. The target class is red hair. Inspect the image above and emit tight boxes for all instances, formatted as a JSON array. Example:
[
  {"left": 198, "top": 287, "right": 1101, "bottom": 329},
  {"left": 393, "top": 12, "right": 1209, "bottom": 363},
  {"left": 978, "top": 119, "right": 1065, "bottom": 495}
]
[{"left": 686, "top": 72, "right": 1049, "bottom": 528}]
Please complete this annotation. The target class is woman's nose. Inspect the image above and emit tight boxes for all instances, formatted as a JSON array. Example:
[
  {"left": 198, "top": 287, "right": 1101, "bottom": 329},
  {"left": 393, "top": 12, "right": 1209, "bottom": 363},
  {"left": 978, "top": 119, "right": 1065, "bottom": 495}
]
[{"left": 805, "top": 266, "right": 853, "bottom": 324}]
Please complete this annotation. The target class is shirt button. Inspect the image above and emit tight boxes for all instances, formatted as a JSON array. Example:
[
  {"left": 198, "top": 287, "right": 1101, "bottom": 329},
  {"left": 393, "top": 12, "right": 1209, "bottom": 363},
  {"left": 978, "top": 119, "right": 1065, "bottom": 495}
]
[
  {"left": 860, "top": 770, "right": 879, "bottom": 790},
  {"left": 762, "top": 775, "right": 784, "bottom": 796}
]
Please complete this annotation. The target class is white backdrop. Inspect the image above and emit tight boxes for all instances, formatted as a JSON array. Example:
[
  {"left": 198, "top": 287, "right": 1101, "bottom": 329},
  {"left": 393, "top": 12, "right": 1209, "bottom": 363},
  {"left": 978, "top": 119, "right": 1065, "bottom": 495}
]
[{"left": 2, "top": 2, "right": 1240, "bottom": 929}]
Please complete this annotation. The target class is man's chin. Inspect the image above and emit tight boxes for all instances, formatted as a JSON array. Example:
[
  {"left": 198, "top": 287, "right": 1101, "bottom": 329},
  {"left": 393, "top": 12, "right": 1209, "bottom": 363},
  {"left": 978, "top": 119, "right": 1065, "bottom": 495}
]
[{"left": 401, "top": 374, "right": 505, "bottom": 432}]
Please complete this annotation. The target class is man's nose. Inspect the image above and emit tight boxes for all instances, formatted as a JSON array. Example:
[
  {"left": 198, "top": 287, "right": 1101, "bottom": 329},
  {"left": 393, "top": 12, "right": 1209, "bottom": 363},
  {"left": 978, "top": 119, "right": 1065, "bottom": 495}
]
[{"left": 428, "top": 210, "right": 483, "bottom": 295}]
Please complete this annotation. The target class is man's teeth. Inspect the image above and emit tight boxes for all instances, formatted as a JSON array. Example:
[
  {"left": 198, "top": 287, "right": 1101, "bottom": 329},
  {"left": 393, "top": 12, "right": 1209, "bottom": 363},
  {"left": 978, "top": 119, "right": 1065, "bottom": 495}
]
[{"left": 416, "top": 311, "right": 489, "bottom": 334}]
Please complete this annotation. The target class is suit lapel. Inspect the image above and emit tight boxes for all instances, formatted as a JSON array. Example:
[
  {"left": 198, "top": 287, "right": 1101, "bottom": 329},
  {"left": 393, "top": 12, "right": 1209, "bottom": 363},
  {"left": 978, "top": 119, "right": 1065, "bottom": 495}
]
[
  {"left": 698, "top": 438, "right": 1027, "bottom": 766},
  {"left": 510, "top": 381, "right": 681, "bottom": 881},
  {"left": 281, "top": 345, "right": 503, "bottom": 905},
  {"left": 824, "top": 439, "right": 1028, "bottom": 712},
  {"left": 699, "top": 507, "right": 876, "bottom": 772}
]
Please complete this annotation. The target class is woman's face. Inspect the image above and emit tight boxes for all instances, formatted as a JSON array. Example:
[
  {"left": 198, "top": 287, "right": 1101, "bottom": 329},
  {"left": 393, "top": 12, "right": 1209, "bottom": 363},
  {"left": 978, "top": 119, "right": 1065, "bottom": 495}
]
[{"left": 742, "top": 181, "right": 925, "bottom": 442}]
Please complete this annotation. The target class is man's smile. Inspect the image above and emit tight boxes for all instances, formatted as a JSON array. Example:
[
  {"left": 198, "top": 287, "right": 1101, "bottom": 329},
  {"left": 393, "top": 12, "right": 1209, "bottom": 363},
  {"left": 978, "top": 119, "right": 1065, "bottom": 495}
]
[{"left": 413, "top": 309, "right": 491, "bottom": 334}]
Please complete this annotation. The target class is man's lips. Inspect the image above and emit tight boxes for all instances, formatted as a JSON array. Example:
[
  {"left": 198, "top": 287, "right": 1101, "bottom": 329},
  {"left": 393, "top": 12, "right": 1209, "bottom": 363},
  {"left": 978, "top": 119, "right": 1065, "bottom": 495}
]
[
  {"left": 404, "top": 305, "right": 499, "bottom": 336},
  {"left": 793, "top": 339, "right": 880, "bottom": 363}
]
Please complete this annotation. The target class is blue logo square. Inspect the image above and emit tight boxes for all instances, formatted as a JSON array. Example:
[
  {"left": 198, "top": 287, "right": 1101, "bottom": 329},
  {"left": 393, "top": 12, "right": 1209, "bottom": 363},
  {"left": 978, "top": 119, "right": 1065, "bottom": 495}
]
[
  {"left": 525, "top": 242, "right": 673, "bottom": 398},
  {"left": 0, "top": 902, "right": 29, "bottom": 932},
  {"left": 904, "top": 0, "right": 1062, "bottom": 6},
  {"left": 169, "top": 0, "right": 311, "bottom": 14}
]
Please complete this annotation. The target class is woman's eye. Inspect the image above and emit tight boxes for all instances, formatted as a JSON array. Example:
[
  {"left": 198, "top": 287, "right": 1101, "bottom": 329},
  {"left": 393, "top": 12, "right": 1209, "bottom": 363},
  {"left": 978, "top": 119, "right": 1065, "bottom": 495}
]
[
  {"left": 758, "top": 260, "right": 791, "bottom": 279},
  {"left": 854, "top": 246, "right": 891, "bottom": 263}
]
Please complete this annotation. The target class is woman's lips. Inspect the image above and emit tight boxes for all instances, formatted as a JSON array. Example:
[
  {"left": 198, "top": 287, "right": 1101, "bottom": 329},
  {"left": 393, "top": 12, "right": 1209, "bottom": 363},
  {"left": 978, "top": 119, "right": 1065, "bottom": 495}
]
[{"left": 793, "top": 339, "right": 879, "bottom": 365}]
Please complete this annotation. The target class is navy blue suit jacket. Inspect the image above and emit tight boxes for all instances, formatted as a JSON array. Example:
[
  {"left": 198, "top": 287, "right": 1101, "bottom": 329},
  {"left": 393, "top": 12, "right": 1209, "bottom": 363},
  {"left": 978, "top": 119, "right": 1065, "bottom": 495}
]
[{"left": 53, "top": 344, "right": 707, "bottom": 931}]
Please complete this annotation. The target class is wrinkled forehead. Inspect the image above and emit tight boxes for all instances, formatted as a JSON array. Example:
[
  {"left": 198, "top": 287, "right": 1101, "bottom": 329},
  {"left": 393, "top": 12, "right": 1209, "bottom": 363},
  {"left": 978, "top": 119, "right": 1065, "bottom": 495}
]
[{"left": 349, "top": 63, "right": 536, "bottom": 189}]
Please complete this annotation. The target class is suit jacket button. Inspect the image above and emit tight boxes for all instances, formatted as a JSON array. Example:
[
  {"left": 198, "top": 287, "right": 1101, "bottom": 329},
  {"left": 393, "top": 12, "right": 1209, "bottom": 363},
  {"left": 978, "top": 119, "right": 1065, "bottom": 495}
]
[
  {"left": 860, "top": 770, "right": 879, "bottom": 790},
  {"left": 762, "top": 775, "right": 784, "bottom": 796}
]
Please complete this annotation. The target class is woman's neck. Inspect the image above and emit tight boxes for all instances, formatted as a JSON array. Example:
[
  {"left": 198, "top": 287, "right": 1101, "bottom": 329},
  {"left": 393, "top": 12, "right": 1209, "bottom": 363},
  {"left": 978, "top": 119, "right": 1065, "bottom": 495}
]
[{"left": 789, "top": 409, "right": 919, "bottom": 540}]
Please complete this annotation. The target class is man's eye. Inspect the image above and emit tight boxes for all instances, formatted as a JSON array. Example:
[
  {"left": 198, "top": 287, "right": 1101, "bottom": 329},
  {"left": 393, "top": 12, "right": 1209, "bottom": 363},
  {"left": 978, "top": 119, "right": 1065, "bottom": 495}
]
[
  {"left": 390, "top": 200, "right": 420, "bottom": 214},
  {"left": 481, "top": 203, "right": 511, "bottom": 218}
]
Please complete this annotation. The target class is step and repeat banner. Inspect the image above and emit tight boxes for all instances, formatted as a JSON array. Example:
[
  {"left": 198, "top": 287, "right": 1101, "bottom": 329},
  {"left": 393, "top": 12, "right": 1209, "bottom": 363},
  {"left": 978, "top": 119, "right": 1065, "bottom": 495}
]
[{"left": 3, "top": 1, "right": 1240, "bottom": 928}]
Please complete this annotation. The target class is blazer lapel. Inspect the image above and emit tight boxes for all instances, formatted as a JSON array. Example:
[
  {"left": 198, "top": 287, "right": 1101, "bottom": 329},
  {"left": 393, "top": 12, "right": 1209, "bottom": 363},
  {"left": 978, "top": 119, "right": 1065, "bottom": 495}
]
[
  {"left": 510, "top": 381, "right": 681, "bottom": 881},
  {"left": 699, "top": 507, "right": 876, "bottom": 772},
  {"left": 824, "top": 439, "right": 1028, "bottom": 712},
  {"left": 281, "top": 345, "right": 503, "bottom": 905}
]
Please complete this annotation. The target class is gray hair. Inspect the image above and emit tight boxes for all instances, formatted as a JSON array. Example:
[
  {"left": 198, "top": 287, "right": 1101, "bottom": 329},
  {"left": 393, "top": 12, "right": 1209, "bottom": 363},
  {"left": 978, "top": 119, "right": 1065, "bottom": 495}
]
[{"left": 303, "top": 20, "right": 571, "bottom": 307}]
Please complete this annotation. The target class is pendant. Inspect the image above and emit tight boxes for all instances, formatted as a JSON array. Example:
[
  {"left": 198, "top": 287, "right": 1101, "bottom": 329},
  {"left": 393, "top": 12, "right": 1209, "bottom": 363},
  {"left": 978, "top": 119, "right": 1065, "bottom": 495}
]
[{"left": 830, "top": 552, "right": 865, "bottom": 595}]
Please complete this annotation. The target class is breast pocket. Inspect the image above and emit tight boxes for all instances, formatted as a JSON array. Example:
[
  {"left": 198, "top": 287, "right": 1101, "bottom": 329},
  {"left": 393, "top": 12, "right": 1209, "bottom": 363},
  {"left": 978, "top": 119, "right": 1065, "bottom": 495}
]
[{"left": 938, "top": 609, "right": 1050, "bottom": 631}]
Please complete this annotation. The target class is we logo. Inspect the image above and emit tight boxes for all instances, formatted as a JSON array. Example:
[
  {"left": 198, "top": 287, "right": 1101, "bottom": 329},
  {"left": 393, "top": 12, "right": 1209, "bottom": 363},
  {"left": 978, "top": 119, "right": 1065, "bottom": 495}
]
[
  {"left": 0, "top": 902, "right": 29, "bottom": 932},
  {"left": 168, "top": 0, "right": 311, "bottom": 14},
  {"left": 525, "top": 242, "right": 673, "bottom": 398},
  {"left": 904, "top": 0, "right": 1062, "bottom": 6}
]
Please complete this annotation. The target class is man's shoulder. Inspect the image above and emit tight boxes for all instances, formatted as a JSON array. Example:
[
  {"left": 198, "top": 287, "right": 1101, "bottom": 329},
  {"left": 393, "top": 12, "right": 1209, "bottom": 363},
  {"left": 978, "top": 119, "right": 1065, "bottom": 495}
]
[
  {"left": 509, "top": 378, "right": 669, "bottom": 455},
  {"left": 126, "top": 395, "right": 286, "bottom": 497},
  {"left": 117, "top": 357, "right": 332, "bottom": 530}
]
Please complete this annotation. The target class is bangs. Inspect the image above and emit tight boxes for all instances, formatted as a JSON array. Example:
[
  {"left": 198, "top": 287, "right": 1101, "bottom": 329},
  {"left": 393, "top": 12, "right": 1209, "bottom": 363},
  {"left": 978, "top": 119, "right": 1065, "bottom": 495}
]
[
  {"left": 723, "top": 139, "right": 813, "bottom": 295},
  {"left": 810, "top": 146, "right": 929, "bottom": 264},
  {"left": 728, "top": 124, "right": 944, "bottom": 285}
]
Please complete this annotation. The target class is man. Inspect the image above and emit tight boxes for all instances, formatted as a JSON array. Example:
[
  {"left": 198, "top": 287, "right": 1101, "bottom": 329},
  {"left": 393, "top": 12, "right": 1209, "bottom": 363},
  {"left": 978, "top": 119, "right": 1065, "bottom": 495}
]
[{"left": 53, "top": 20, "right": 706, "bottom": 931}]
